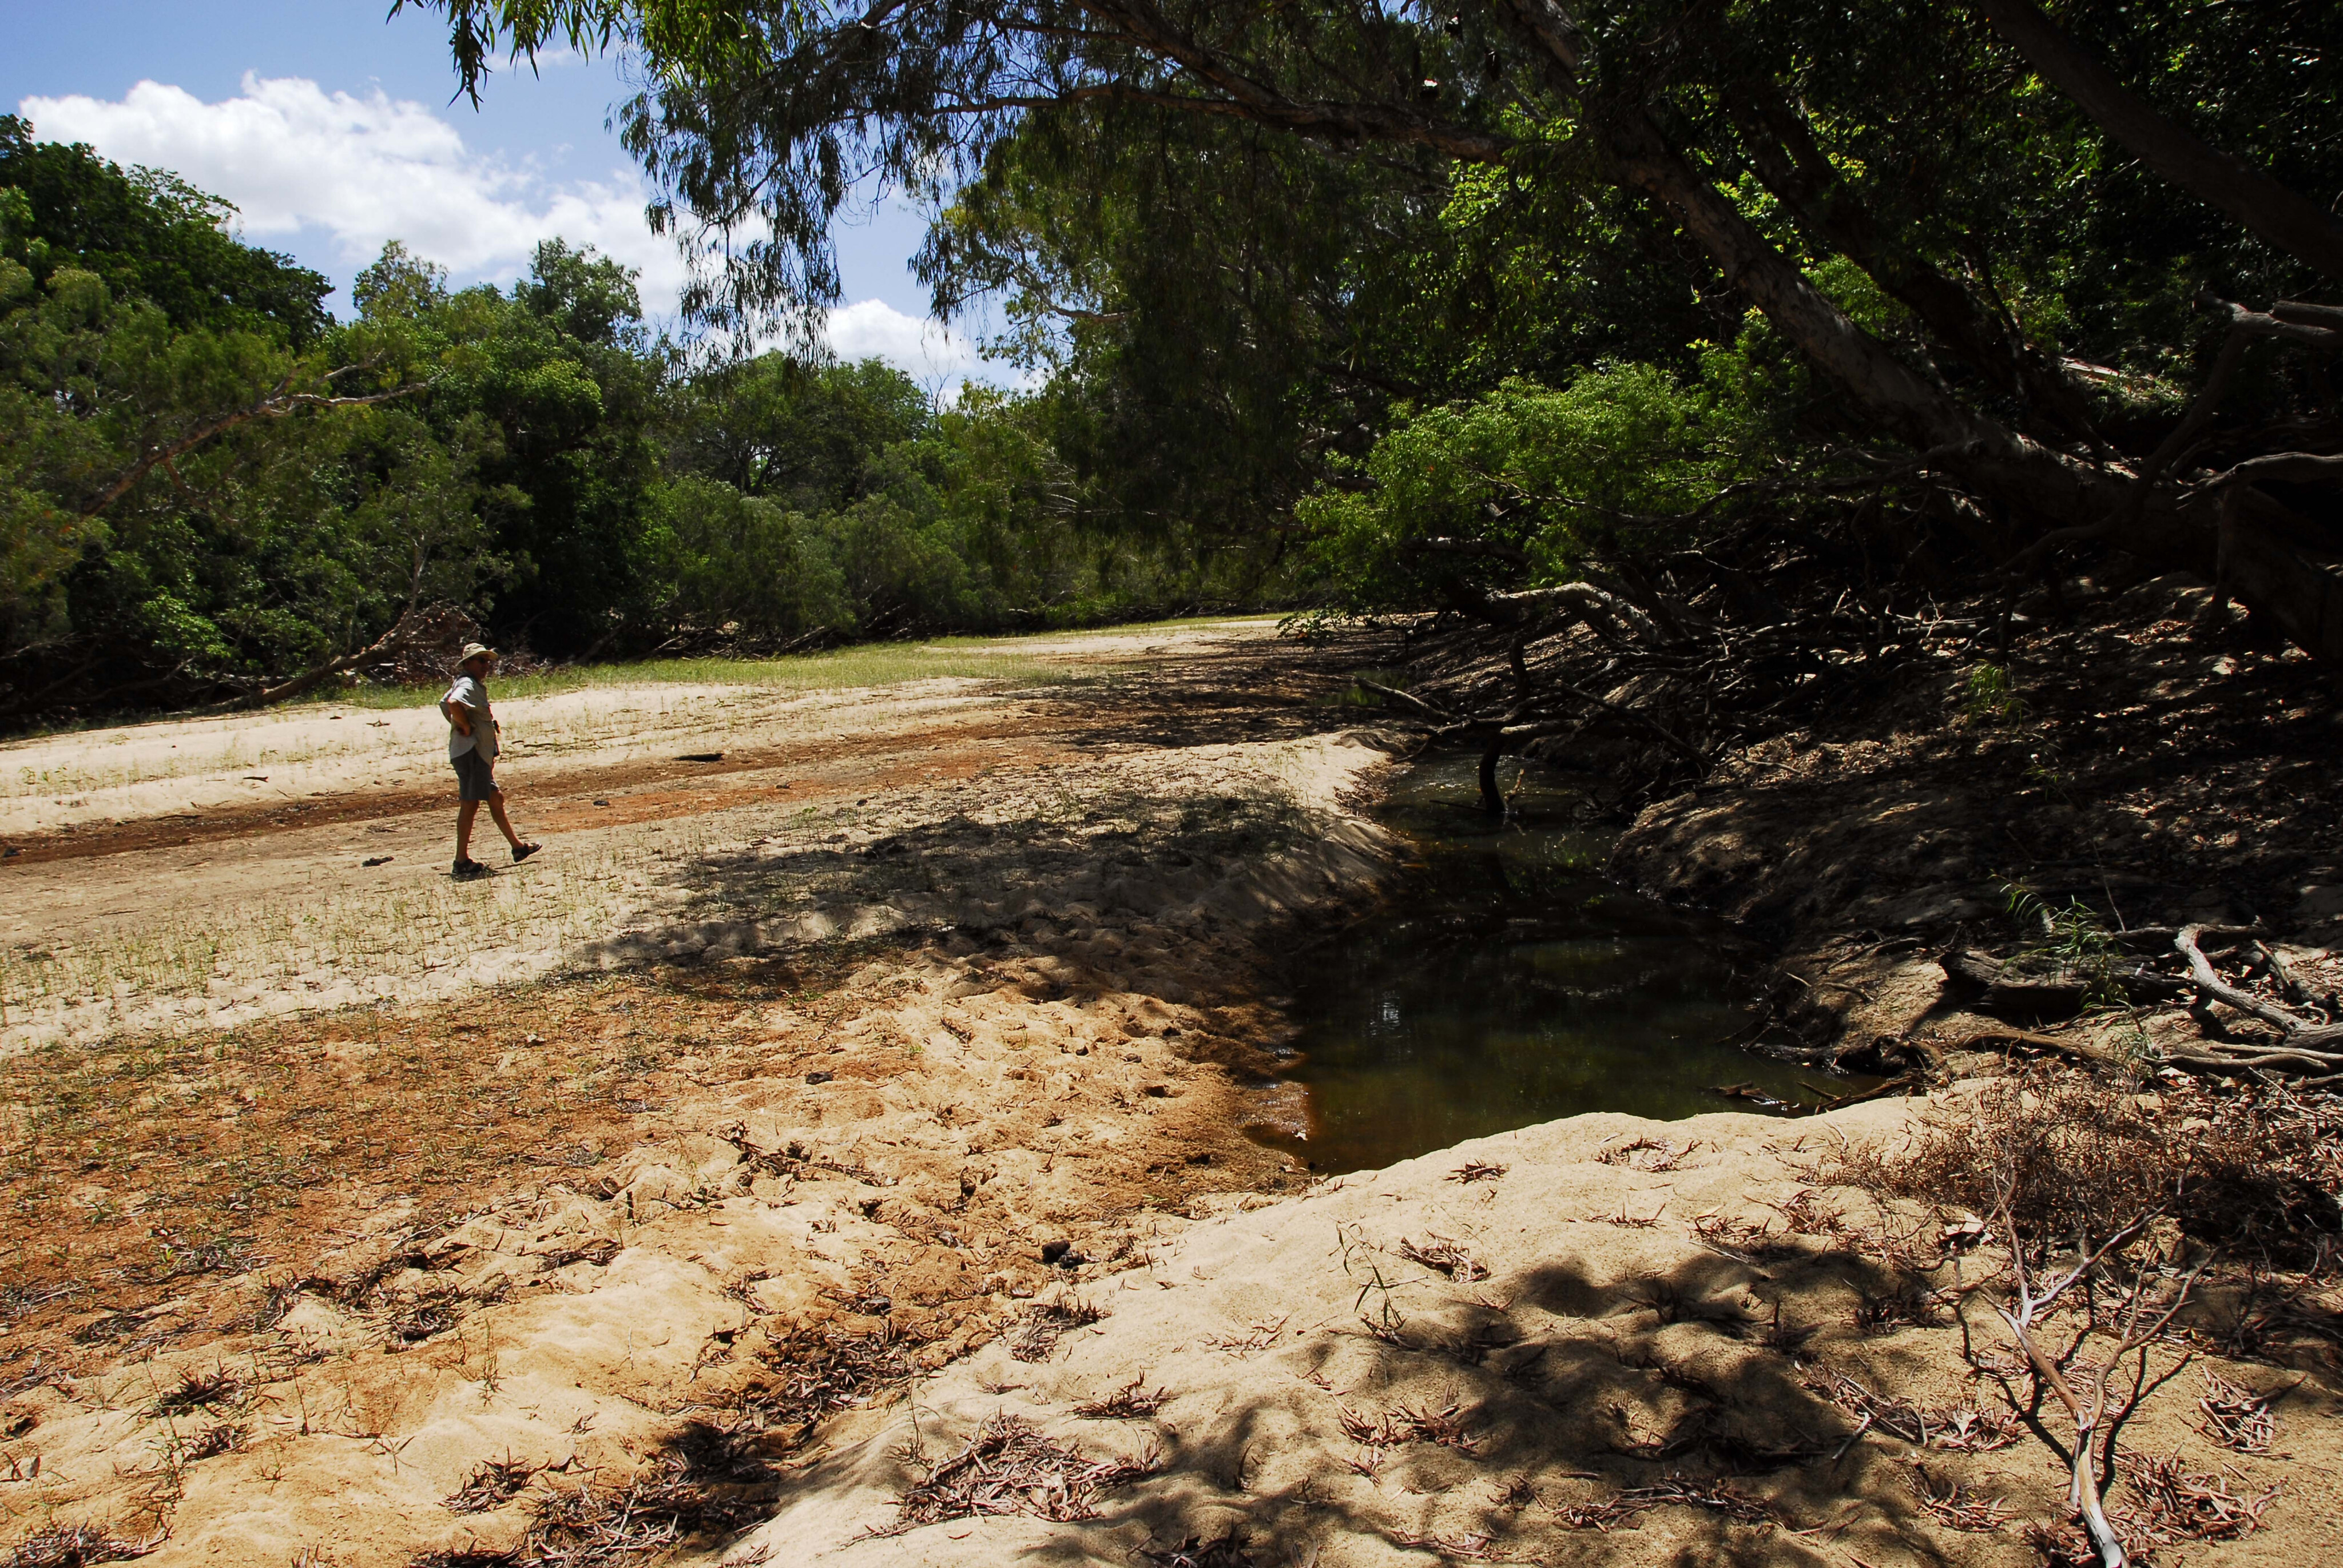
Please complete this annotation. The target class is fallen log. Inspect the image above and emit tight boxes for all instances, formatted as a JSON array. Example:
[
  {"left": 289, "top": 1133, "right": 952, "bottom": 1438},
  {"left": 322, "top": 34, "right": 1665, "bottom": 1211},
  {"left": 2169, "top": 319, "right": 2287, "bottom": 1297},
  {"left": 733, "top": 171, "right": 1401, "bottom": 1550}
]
[
  {"left": 2175, "top": 924, "right": 2343, "bottom": 1052},
  {"left": 1938, "top": 948, "right": 2191, "bottom": 1019}
]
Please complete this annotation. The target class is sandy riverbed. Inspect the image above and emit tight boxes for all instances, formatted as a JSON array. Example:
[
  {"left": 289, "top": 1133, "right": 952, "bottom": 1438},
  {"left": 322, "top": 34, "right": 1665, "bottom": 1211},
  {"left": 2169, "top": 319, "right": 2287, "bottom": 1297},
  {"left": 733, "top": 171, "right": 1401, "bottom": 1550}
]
[{"left": 3, "top": 619, "right": 2332, "bottom": 1567}]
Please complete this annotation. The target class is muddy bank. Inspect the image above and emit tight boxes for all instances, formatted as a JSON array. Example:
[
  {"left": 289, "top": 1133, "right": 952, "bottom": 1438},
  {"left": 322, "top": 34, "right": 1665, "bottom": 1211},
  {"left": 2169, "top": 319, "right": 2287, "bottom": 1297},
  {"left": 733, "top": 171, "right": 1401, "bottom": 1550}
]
[{"left": 1600, "top": 574, "right": 2343, "bottom": 1069}]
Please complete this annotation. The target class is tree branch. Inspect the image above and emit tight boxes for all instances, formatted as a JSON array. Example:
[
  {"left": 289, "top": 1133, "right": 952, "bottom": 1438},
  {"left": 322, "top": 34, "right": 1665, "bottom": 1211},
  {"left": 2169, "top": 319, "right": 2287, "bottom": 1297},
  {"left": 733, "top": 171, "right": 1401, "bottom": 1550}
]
[
  {"left": 1968, "top": 0, "right": 2343, "bottom": 281},
  {"left": 81, "top": 380, "right": 428, "bottom": 518}
]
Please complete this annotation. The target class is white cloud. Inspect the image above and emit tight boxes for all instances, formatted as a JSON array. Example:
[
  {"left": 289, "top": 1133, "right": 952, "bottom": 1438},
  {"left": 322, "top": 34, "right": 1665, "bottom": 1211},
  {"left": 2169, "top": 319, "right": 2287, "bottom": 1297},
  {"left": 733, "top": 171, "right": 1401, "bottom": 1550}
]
[
  {"left": 823, "top": 298, "right": 990, "bottom": 388},
  {"left": 25, "top": 75, "right": 1016, "bottom": 384},
  {"left": 21, "top": 75, "right": 691, "bottom": 309},
  {"left": 15, "top": 75, "right": 1014, "bottom": 387}
]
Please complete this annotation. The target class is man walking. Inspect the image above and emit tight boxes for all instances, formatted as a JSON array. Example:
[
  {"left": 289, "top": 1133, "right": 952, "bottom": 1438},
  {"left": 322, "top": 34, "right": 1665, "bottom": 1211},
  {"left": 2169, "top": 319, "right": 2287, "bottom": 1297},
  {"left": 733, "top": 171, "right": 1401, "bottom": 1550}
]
[{"left": 442, "top": 642, "right": 541, "bottom": 877}]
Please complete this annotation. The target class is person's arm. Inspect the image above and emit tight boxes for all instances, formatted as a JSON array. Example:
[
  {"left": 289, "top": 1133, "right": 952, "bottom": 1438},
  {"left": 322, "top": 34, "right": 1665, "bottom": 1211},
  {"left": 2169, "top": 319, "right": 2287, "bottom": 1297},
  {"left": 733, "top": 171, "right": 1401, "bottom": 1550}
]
[{"left": 442, "top": 689, "right": 476, "bottom": 735}]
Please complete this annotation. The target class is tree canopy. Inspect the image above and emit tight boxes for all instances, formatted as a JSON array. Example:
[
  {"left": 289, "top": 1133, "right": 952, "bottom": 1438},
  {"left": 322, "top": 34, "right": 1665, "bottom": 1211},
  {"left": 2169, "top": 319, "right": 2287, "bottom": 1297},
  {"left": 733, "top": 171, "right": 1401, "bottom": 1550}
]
[
  {"left": 8, "top": 0, "right": 2343, "bottom": 725},
  {"left": 401, "top": 0, "right": 2343, "bottom": 663},
  {"left": 0, "top": 121, "right": 1255, "bottom": 721}
]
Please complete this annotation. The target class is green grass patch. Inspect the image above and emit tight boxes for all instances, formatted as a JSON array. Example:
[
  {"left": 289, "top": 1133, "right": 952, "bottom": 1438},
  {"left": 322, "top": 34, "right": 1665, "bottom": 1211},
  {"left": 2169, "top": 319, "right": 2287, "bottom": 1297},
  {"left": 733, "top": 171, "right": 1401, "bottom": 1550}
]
[{"left": 327, "top": 616, "right": 1275, "bottom": 711}]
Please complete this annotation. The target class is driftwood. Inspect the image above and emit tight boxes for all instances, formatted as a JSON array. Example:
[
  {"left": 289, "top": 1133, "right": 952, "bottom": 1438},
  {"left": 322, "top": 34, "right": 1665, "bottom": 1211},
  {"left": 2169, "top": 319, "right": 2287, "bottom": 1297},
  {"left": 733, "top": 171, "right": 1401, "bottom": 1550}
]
[
  {"left": 1938, "top": 948, "right": 2190, "bottom": 1018},
  {"left": 1486, "top": 582, "right": 1664, "bottom": 646},
  {"left": 1933, "top": 928, "right": 2343, "bottom": 1083},
  {"left": 2174, "top": 924, "right": 2340, "bottom": 1041}
]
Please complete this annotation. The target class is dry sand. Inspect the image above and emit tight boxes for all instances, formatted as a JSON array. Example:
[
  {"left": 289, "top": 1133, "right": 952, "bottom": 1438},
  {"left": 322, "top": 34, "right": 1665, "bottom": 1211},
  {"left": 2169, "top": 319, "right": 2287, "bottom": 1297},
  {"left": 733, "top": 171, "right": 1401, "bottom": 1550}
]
[
  {"left": 732, "top": 1097, "right": 2334, "bottom": 1567},
  {"left": 3, "top": 619, "right": 2335, "bottom": 1567},
  {"left": 2, "top": 622, "right": 1415, "bottom": 1563},
  {"left": 0, "top": 623, "right": 1281, "bottom": 1053}
]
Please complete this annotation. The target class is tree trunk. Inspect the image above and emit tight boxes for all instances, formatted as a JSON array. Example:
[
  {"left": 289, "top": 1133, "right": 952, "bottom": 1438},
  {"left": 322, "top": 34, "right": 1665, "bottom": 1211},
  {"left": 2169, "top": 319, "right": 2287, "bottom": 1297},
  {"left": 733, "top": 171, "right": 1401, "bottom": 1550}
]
[
  {"left": 2217, "top": 487, "right": 2343, "bottom": 665},
  {"left": 1722, "top": 79, "right": 2100, "bottom": 437},
  {"left": 1968, "top": 0, "right": 2343, "bottom": 282},
  {"left": 1593, "top": 102, "right": 2126, "bottom": 528}
]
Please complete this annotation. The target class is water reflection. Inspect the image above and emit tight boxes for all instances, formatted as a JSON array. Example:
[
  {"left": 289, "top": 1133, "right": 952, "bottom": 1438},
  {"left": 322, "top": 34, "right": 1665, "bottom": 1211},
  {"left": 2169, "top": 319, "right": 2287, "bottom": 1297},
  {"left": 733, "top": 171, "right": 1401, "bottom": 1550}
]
[{"left": 1252, "top": 757, "right": 1836, "bottom": 1173}]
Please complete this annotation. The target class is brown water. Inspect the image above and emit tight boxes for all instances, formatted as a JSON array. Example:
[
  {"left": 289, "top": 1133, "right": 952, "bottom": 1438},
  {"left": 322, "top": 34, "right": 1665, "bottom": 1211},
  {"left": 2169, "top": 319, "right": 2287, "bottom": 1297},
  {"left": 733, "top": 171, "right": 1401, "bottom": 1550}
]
[{"left": 1252, "top": 758, "right": 1841, "bottom": 1173}]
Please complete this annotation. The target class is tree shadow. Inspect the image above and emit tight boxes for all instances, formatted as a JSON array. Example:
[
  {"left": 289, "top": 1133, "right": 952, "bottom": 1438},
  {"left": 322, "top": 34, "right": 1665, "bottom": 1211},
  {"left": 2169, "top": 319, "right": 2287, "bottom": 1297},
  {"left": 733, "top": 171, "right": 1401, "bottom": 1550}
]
[
  {"left": 1021, "top": 624, "right": 1401, "bottom": 754},
  {"left": 886, "top": 1241, "right": 2012, "bottom": 1566}
]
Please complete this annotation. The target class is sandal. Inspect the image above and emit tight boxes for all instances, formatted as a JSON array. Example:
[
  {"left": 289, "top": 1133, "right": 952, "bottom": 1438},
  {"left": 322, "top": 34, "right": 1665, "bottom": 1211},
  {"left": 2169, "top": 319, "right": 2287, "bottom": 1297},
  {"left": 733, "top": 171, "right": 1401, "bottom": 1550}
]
[{"left": 512, "top": 842, "right": 542, "bottom": 863}]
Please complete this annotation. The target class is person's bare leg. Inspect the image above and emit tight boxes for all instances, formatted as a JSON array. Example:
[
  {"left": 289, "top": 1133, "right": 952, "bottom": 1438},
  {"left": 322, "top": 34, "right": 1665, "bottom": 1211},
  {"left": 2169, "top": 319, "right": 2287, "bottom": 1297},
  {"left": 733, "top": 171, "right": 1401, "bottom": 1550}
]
[
  {"left": 456, "top": 798, "right": 480, "bottom": 861},
  {"left": 486, "top": 790, "right": 526, "bottom": 848}
]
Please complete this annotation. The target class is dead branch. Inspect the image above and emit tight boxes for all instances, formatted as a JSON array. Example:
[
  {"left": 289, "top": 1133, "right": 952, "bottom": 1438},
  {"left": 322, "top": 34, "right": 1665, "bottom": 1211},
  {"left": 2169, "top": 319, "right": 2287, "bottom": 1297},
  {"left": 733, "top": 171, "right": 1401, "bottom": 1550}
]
[
  {"left": 1939, "top": 948, "right": 2190, "bottom": 1014},
  {"left": 1488, "top": 582, "right": 1664, "bottom": 646},
  {"left": 1534, "top": 679, "right": 1706, "bottom": 767},
  {"left": 1414, "top": 535, "right": 1530, "bottom": 567},
  {"left": 1991, "top": 1199, "right": 2203, "bottom": 1568},
  {"left": 2206, "top": 450, "right": 2343, "bottom": 488},
  {"left": 2274, "top": 299, "right": 2343, "bottom": 331},
  {"left": 184, "top": 606, "right": 435, "bottom": 715},
  {"left": 80, "top": 376, "right": 428, "bottom": 518},
  {"left": 1355, "top": 678, "right": 1450, "bottom": 721},
  {"left": 2177, "top": 924, "right": 2343, "bottom": 1051}
]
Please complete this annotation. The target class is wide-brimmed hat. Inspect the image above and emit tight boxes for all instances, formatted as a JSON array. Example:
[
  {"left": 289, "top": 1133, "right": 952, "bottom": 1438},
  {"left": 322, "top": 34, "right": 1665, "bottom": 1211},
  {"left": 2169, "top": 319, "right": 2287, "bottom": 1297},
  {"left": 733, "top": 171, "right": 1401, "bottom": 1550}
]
[{"left": 456, "top": 642, "right": 498, "bottom": 668}]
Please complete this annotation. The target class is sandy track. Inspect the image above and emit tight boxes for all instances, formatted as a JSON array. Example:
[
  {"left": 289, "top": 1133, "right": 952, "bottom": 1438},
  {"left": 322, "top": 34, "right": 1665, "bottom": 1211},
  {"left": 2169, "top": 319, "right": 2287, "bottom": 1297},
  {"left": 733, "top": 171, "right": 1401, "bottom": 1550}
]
[
  {"left": 0, "top": 620, "right": 1417, "bottom": 1566},
  {"left": 0, "top": 622, "right": 1317, "bottom": 1052}
]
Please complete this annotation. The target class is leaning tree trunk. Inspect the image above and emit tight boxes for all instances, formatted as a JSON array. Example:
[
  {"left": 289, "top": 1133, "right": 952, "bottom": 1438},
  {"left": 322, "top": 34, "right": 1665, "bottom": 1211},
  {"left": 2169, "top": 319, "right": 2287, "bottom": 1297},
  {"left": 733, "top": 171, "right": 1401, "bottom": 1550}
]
[
  {"left": 1495, "top": 0, "right": 2343, "bottom": 664},
  {"left": 1722, "top": 77, "right": 2102, "bottom": 438},
  {"left": 1968, "top": 0, "right": 2343, "bottom": 284}
]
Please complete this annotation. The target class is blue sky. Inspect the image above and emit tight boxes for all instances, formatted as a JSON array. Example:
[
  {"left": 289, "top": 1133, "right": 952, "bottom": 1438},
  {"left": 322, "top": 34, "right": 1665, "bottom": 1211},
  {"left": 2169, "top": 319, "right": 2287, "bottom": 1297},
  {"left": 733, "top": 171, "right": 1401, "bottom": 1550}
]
[{"left": 2, "top": 0, "right": 992, "bottom": 380}]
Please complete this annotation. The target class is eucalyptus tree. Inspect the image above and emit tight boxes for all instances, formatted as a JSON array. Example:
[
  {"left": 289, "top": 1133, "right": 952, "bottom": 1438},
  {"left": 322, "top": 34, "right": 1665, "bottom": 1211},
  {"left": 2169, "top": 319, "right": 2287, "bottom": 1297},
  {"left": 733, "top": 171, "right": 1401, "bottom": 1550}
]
[{"left": 404, "top": 0, "right": 2343, "bottom": 666}]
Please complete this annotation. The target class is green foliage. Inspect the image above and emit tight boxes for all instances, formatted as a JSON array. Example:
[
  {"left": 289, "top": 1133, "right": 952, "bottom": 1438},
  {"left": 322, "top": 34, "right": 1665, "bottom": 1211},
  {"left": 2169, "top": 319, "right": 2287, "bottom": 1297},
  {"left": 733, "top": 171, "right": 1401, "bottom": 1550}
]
[
  {"left": 2002, "top": 881, "right": 2126, "bottom": 1010},
  {"left": 1297, "top": 360, "right": 1769, "bottom": 612},
  {"left": 664, "top": 352, "right": 931, "bottom": 510},
  {"left": 47, "top": 0, "right": 2343, "bottom": 717},
  {"left": 0, "top": 117, "right": 1267, "bottom": 719},
  {"left": 641, "top": 473, "right": 850, "bottom": 638},
  {"left": 0, "top": 114, "right": 330, "bottom": 344},
  {"left": 379, "top": 0, "right": 2343, "bottom": 670},
  {"left": 1962, "top": 664, "right": 2030, "bottom": 725}
]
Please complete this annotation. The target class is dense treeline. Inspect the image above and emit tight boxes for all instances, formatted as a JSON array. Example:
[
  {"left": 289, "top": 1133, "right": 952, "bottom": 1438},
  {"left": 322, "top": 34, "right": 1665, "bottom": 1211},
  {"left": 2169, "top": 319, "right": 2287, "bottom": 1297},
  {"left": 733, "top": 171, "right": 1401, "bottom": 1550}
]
[
  {"left": 15, "top": 0, "right": 2343, "bottom": 730},
  {"left": 0, "top": 117, "right": 1268, "bottom": 722},
  {"left": 403, "top": 0, "right": 2343, "bottom": 686}
]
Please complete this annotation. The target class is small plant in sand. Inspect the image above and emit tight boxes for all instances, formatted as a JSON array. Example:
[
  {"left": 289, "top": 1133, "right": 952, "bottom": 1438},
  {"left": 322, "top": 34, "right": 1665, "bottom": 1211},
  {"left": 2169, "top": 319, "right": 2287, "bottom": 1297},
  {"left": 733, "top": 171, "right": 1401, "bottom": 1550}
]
[
  {"left": 1961, "top": 662, "right": 2029, "bottom": 725},
  {"left": 444, "top": 1453, "right": 539, "bottom": 1513},
  {"left": 1905, "top": 1463, "right": 2011, "bottom": 1532},
  {"left": 1138, "top": 1530, "right": 1257, "bottom": 1567},
  {"left": 2194, "top": 1370, "right": 2277, "bottom": 1454},
  {"left": 1551, "top": 1474, "right": 1776, "bottom": 1532},
  {"left": 1071, "top": 1378, "right": 1168, "bottom": 1419},
  {"left": 1336, "top": 1396, "right": 1483, "bottom": 1454},
  {"left": 1008, "top": 1294, "right": 1107, "bottom": 1363},
  {"left": 5, "top": 1522, "right": 168, "bottom": 1567},
  {"left": 1395, "top": 1235, "right": 1488, "bottom": 1282},
  {"left": 439, "top": 1455, "right": 765, "bottom": 1565},
  {"left": 1822, "top": 1066, "right": 2334, "bottom": 1565},
  {"left": 1999, "top": 881, "right": 2127, "bottom": 1010},
  {"left": 1798, "top": 1368, "right": 2019, "bottom": 1454}
]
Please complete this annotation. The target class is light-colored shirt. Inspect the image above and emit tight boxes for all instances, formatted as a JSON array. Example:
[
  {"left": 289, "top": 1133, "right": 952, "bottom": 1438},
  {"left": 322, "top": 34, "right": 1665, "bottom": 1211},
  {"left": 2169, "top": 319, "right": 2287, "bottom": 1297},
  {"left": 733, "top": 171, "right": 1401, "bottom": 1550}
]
[{"left": 443, "top": 674, "right": 499, "bottom": 762}]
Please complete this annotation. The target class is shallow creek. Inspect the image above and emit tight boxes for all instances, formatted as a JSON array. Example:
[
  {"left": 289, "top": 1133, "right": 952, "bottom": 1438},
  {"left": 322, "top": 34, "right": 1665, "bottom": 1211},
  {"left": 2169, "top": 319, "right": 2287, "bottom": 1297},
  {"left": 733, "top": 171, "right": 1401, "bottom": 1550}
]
[{"left": 1256, "top": 757, "right": 1832, "bottom": 1173}]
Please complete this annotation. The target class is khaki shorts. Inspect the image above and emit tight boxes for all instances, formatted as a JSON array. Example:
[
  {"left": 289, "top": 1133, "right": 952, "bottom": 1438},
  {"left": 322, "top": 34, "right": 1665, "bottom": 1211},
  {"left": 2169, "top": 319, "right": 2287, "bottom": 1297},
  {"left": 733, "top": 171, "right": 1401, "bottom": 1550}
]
[{"left": 452, "top": 749, "right": 498, "bottom": 802}]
